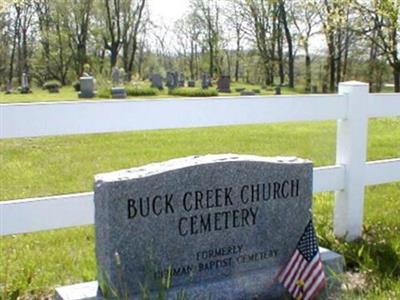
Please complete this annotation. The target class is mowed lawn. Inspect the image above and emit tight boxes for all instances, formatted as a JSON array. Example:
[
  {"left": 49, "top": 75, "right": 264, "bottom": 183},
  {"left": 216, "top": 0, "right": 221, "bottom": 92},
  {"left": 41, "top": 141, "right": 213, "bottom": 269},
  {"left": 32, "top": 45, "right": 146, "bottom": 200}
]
[
  {"left": 0, "top": 83, "right": 301, "bottom": 104},
  {"left": 0, "top": 118, "right": 399, "bottom": 299}
]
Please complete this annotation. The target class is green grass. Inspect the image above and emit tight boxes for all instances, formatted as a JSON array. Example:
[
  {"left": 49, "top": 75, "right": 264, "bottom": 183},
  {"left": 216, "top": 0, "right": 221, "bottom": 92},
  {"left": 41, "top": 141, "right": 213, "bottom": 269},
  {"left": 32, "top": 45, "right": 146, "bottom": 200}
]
[
  {"left": 0, "top": 81, "right": 307, "bottom": 104},
  {"left": 168, "top": 87, "right": 218, "bottom": 97},
  {"left": 1, "top": 80, "right": 396, "bottom": 104},
  {"left": 0, "top": 86, "right": 80, "bottom": 103},
  {"left": 126, "top": 86, "right": 158, "bottom": 96},
  {"left": 0, "top": 118, "right": 399, "bottom": 299}
]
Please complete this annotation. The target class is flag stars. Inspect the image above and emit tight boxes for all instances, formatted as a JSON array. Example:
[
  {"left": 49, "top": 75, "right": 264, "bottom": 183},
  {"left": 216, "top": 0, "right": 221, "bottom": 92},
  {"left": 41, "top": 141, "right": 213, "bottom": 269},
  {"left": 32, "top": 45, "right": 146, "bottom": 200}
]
[{"left": 278, "top": 219, "right": 326, "bottom": 300}]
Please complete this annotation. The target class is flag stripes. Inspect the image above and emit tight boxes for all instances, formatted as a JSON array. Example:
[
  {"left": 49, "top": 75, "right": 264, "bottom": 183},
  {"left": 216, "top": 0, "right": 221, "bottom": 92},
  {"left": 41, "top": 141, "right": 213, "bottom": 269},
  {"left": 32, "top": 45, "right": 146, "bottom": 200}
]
[{"left": 277, "top": 220, "right": 326, "bottom": 300}]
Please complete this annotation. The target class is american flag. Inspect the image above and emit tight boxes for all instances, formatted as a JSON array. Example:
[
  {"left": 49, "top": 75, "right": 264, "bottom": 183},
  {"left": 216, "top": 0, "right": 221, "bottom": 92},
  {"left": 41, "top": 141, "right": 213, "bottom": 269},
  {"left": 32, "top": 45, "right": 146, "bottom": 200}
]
[{"left": 277, "top": 220, "right": 326, "bottom": 300}]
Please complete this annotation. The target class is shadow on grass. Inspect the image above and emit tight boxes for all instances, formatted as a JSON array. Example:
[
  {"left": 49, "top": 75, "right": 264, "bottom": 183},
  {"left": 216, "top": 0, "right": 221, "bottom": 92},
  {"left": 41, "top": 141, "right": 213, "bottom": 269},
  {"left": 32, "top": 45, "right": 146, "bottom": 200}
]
[{"left": 318, "top": 221, "right": 400, "bottom": 281}]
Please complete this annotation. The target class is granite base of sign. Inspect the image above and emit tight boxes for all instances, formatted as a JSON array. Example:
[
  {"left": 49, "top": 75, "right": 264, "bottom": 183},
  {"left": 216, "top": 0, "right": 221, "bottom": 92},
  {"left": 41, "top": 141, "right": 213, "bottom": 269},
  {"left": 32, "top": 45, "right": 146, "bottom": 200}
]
[
  {"left": 111, "top": 87, "right": 126, "bottom": 99},
  {"left": 55, "top": 248, "right": 344, "bottom": 300}
]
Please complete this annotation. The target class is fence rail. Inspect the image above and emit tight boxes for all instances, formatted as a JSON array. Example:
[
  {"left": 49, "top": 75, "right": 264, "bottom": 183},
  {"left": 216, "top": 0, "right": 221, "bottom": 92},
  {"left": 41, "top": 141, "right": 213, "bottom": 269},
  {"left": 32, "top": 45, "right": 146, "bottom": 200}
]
[
  {"left": 1, "top": 95, "right": 346, "bottom": 138},
  {"left": 1, "top": 81, "right": 399, "bottom": 241}
]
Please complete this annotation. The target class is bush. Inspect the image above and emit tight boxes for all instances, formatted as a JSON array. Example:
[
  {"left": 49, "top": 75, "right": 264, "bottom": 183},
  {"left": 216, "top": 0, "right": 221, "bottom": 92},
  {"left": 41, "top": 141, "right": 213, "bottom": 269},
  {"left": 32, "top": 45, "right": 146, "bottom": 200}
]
[
  {"left": 168, "top": 87, "right": 218, "bottom": 97},
  {"left": 97, "top": 87, "right": 111, "bottom": 99},
  {"left": 235, "top": 87, "right": 245, "bottom": 92},
  {"left": 43, "top": 80, "right": 61, "bottom": 90},
  {"left": 126, "top": 86, "right": 158, "bottom": 96},
  {"left": 72, "top": 81, "right": 80, "bottom": 92},
  {"left": 252, "top": 88, "right": 261, "bottom": 94}
]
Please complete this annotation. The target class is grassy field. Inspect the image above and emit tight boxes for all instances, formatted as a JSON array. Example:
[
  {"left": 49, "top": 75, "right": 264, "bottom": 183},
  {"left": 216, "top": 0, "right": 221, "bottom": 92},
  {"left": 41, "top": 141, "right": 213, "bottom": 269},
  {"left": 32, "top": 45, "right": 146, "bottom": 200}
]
[
  {"left": 0, "top": 81, "right": 304, "bottom": 104},
  {"left": 0, "top": 117, "right": 399, "bottom": 299}
]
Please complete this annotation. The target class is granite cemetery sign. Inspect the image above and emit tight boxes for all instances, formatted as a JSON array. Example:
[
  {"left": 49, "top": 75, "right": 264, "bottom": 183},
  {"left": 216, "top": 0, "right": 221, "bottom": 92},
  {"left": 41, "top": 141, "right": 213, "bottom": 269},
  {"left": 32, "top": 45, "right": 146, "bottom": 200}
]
[{"left": 91, "top": 154, "right": 329, "bottom": 299}]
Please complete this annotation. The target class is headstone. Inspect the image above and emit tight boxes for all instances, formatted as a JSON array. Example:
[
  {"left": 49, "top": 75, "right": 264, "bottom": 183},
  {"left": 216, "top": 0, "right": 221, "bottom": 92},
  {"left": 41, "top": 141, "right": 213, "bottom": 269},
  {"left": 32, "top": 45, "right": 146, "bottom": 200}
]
[
  {"left": 188, "top": 80, "right": 195, "bottom": 88},
  {"left": 90, "top": 154, "right": 336, "bottom": 299},
  {"left": 166, "top": 71, "right": 178, "bottom": 89},
  {"left": 201, "top": 73, "right": 210, "bottom": 89},
  {"left": 217, "top": 75, "right": 231, "bottom": 93},
  {"left": 322, "top": 83, "right": 328, "bottom": 93},
  {"left": 78, "top": 76, "right": 95, "bottom": 98},
  {"left": 150, "top": 74, "right": 163, "bottom": 90},
  {"left": 5, "top": 82, "right": 13, "bottom": 94},
  {"left": 119, "top": 68, "right": 126, "bottom": 83},
  {"left": 111, "top": 87, "right": 126, "bottom": 99},
  {"left": 178, "top": 73, "right": 185, "bottom": 87},
  {"left": 21, "top": 72, "right": 30, "bottom": 94},
  {"left": 48, "top": 85, "right": 60, "bottom": 93},
  {"left": 111, "top": 67, "right": 120, "bottom": 86},
  {"left": 240, "top": 90, "right": 256, "bottom": 96},
  {"left": 275, "top": 85, "right": 281, "bottom": 95}
]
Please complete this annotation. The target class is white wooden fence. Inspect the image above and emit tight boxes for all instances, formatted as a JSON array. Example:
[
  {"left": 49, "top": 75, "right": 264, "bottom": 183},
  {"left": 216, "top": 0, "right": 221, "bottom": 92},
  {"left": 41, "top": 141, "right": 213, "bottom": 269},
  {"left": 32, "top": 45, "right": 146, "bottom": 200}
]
[{"left": 1, "top": 81, "right": 399, "bottom": 241}]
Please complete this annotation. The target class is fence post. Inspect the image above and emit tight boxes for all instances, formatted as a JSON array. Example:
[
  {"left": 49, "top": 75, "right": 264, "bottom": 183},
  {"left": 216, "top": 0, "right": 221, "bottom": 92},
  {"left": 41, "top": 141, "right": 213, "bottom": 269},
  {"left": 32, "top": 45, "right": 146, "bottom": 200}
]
[{"left": 334, "top": 81, "right": 369, "bottom": 241}]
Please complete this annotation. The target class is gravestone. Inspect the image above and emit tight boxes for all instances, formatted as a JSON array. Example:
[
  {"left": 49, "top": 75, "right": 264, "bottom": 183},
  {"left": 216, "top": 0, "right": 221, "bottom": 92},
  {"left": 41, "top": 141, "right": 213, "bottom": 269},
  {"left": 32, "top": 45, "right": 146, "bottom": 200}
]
[
  {"left": 111, "top": 67, "right": 126, "bottom": 98},
  {"left": 56, "top": 154, "right": 344, "bottom": 300},
  {"left": 322, "top": 83, "right": 328, "bottom": 93},
  {"left": 166, "top": 71, "right": 178, "bottom": 89},
  {"left": 201, "top": 73, "right": 210, "bottom": 89},
  {"left": 111, "top": 87, "right": 126, "bottom": 99},
  {"left": 111, "top": 67, "right": 120, "bottom": 86},
  {"left": 5, "top": 82, "right": 13, "bottom": 94},
  {"left": 178, "top": 73, "right": 185, "bottom": 87},
  {"left": 119, "top": 68, "right": 126, "bottom": 83},
  {"left": 240, "top": 90, "right": 256, "bottom": 96},
  {"left": 150, "top": 74, "right": 163, "bottom": 90},
  {"left": 78, "top": 76, "right": 95, "bottom": 98},
  {"left": 217, "top": 75, "right": 231, "bottom": 93},
  {"left": 21, "top": 72, "right": 30, "bottom": 93}
]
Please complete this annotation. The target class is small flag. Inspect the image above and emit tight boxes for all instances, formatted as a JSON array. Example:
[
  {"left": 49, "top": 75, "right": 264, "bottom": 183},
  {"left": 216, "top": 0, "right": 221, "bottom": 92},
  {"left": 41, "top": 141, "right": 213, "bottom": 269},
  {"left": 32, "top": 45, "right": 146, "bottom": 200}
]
[{"left": 278, "top": 220, "right": 326, "bottom": 300}]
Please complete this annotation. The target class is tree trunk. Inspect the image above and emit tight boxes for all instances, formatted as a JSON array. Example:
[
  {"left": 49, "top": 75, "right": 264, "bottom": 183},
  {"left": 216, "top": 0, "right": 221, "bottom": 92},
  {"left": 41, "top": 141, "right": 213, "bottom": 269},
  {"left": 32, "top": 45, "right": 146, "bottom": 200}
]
[
  {"left": 278, "top": 32, "right": 284, "bottom": 85},
  {"left": 328, "top": 41, "right": 335, "bottom": 92},
  {"left": 99, "top": 48, "right": 106, "bottom": 74},
  {"left": 279, "top": 0, "right": 294, "bottom": 87},
  {"left": 336, "top": 29, "right": 342, "bottom": 85},
  {"left": 8, "top": 14, "right": 20, "bottom": 86},
  {"left": 110, "top": 44, "right": 118, "bottom": 67},
  {"left": 209, "top": 42, "right": 214, "bottom": 78},
  {"left": 234, "top": 56, "right": 239, "bottom": 82},
  {"left": 342, "top": 29, "right": 350, "bottom": 81},
  {"left": 22, "top": 28, "right": 29, "bottom": 74},
  {"left": 235, "top": 35, "right": 240, "bottom": 82},
  {"left": 304, "top": 42, "right": 311, "bottom": 92},
  {"left": 394, "top": 67, "right": 400, "bottom": 92},
  {"left": 137, "top": 43, "right": 144, "bottom": 79},
  {"left": 189, "top": 40, "right": 194, "bottom": 79},
  {"left": 77, "top": 44, "right": 87, "bottom": 75},
  {"left": 195, "top": 44, "right": 199, "bottom": 79}
]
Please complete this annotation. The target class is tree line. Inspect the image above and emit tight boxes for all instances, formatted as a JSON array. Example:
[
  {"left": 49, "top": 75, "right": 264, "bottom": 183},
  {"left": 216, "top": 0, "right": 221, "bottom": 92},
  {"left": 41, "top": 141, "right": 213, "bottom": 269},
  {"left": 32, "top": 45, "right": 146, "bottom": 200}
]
[{"left": 0, "top": 0, "right": 399, "bottom": 92}]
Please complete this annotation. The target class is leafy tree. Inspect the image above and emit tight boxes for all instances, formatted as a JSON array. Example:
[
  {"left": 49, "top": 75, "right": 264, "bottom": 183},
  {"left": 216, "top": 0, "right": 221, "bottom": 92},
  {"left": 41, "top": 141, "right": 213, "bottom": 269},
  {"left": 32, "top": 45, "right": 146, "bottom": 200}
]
[
  {"left": 190, "top": 0, "right": 222, "bottom": 78},
  {"left": 355, "top": 0, "right": 400, "bottom": 92}
]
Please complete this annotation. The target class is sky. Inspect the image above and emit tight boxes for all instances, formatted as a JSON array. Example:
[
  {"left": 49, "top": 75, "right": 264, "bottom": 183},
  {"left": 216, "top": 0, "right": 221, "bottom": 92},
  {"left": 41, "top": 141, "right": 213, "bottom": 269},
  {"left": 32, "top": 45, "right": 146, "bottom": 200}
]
[
  {"left": 146, "top": 0, "right": 326, "bottom": 54},
  {"left": 147, "top": 0, "right": 189, "bottom": 25}
]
